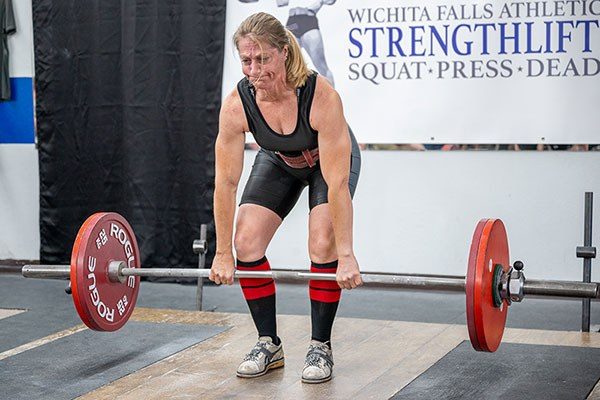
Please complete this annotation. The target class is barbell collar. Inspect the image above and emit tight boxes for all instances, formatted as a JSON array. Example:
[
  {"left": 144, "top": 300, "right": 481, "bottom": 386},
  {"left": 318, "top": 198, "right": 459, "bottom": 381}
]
[
  {"left": 108, "top": 261, "right": 127, "bottom": 284},
  {"left": 192, "top": 239, "right": 207, "bottom": 255}
]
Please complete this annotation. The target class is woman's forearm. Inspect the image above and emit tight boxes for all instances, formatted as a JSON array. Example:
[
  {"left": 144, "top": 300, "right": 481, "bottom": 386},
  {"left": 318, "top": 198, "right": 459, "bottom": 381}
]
[
  {"left": 214, "top": 181, "right": 237, "bottom": 255},
  {"left": 327, "top": 184, "right": 354, "bottom": 259}
]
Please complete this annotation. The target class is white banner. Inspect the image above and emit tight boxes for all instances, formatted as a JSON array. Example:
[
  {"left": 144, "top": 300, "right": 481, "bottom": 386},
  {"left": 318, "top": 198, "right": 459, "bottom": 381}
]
[{"left": 223, "top": 0, "right": 600, "bottom": 144}]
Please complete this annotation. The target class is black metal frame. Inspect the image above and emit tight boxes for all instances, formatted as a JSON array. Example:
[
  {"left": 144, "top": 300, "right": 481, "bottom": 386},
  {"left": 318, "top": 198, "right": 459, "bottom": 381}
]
[
  {"left": 195, "top": 225, "right": 207, "bottom": 311},
  {"left": 578, "top": 192, "right": 596, "bottom": 332}
]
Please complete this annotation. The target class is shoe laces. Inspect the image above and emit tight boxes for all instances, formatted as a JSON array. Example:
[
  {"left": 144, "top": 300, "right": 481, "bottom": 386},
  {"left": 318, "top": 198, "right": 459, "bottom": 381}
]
[
  {"left": 305, "top": 343, "right": 333, "bottom": 368},
  {"left": 244, "top": 341, "right": 269, "bottom": 363}
]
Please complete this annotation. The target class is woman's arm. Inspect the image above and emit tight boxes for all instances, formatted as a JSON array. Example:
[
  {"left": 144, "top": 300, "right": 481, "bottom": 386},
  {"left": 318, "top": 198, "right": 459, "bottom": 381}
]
[
  {"left": 211, "top": 90, "right": 246, "bottom": 284},
  {"left": 311, "top": 77, "right": 362, "bottom": 289}
]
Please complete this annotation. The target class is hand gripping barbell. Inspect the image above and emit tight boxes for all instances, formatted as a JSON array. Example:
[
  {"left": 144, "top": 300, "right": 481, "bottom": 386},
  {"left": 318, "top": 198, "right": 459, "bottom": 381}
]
[{"left": 21, "top": 212, "right": 599, "bottom": 352}]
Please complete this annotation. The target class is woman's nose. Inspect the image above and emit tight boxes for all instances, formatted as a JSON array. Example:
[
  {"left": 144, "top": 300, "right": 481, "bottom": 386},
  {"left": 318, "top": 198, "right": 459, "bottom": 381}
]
[{"left": 249, "top": 62, "right": 260, "bottom": 75}]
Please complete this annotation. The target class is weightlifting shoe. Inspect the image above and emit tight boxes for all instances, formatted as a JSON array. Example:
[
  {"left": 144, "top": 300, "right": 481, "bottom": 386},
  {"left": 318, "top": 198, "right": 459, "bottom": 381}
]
[
  {"left": 236, "top": 336, "right": 284, "bottom": 378},
  {"left": 302, "top": 340, "right": 334, "bottom": 383}
]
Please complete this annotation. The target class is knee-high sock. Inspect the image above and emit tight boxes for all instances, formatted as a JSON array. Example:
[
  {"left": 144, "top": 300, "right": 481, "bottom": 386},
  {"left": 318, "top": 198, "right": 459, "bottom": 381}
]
[
  {"left": 237, "top": 256, "right": 279, "bottom": 344},
  {"left": 309, "top": 260, "right": 341, "bottom": 344}
]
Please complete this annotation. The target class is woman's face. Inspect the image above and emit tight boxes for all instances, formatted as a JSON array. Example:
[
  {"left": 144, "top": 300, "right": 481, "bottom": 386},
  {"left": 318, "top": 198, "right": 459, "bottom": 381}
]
[{"left": 238, "top": 36, "right": 287, "bottom": 90}]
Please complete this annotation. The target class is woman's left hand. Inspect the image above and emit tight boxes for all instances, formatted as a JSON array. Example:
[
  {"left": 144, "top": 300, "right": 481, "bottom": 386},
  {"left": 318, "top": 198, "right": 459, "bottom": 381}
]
[{"left": 336, "top": 255, "right": 363, "bottom": 289}]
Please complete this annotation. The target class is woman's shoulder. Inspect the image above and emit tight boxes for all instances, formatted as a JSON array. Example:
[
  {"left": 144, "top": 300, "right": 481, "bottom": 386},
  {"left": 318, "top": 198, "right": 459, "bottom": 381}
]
[
  {"left": 312, "top": 75, "right": 341, "bottom": 108},
  {"left": 309, "top": 75, "right": 344, "bottom": 131},
  {"left": 222, "top": 87, "right": 244, "bottom": 112},
  {"left": 220, "top": 87, "right": 248, "bottom": 132}
]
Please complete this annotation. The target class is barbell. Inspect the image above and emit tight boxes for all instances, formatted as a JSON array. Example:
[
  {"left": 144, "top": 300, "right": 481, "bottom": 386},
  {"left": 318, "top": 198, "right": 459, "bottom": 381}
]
[{"left": 21, "top": 212, "right": 599, "bottom": 353}]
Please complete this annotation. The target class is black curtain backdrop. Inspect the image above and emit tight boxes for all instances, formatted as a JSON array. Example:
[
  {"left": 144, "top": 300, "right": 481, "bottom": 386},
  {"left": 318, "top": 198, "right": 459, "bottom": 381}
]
[{"left": 33, "top": 1, "right": 226, "bottom": 276}]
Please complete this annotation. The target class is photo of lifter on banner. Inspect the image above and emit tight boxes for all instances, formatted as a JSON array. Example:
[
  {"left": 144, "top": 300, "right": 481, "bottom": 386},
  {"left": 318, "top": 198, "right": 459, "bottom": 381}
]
[{"left": 278, "top": 0, "right": 337, "bottom": 86}]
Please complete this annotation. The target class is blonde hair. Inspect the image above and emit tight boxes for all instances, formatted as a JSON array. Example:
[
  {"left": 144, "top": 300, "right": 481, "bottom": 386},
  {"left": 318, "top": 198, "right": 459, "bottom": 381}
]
[{"left": 233, "top": 12, "right": 311, "bottom": 88}]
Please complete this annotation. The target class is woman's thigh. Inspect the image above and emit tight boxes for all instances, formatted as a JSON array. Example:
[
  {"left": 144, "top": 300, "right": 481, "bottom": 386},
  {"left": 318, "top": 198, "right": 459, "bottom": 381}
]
[{"left": 234, "top": 203, "right": 282, "bottom": 261}]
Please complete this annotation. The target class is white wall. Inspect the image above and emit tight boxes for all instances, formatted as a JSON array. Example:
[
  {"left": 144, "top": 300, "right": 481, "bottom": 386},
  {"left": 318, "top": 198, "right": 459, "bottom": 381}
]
[{"left": 0, "top": 145, "right": 39, "bottom": 259}]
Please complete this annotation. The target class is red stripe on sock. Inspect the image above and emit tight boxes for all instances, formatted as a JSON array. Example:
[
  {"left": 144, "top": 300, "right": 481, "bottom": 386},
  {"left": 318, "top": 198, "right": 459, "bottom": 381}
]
[
  {"left": 239, "top": 277, "right": 273, "bottom": 287},
  {"left": 238, "top": 259, "right": 275, "bottom": 300},
  {"left": 242, "top": 281, "right": 276, "bottom": 300},
  {"left": 310, "top": 264, "right": 341, "bottom": 302},
  {"left": 309, "top": 280, "right": 340, "bottom": 290},
  {"left": 310, "top": 265, "right": 340, "bottom": 291},
  {"left": 309, "top": 287, "right": 341, "bottom": 303}
]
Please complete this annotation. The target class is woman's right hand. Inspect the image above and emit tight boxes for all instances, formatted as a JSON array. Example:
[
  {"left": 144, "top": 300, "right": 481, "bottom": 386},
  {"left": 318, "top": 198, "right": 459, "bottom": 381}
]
[{"left": 209, "top": 252, "right": 236, "bottom": 285}]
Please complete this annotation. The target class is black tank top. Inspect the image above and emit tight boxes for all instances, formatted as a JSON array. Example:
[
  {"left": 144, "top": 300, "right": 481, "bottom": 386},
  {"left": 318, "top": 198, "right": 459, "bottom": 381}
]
[{"left": 237, "top": 72, "right": 319, "bottom": 154}]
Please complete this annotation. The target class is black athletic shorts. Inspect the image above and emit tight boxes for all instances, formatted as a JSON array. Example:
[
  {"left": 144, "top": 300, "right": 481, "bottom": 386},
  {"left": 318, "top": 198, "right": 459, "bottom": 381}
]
[
  {"left": 286, "top": 14, "right": 319, "bottom": 38},
  {"left": 240, "top": 131, "right": 361, "bottom": 219}
]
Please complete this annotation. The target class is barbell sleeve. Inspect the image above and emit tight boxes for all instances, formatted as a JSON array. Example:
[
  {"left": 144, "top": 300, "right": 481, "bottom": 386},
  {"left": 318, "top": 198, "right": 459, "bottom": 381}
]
[
  {"left": 22, "top": 265, "right": 70, "bottom": 279},
  {"left": 523, "top": 279, "right": 599, "bottom": 299}
]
